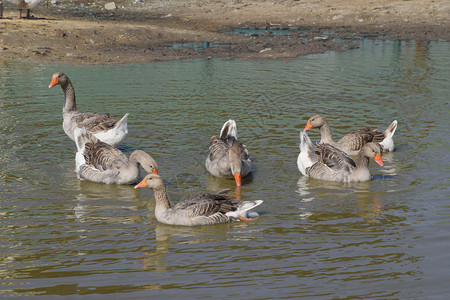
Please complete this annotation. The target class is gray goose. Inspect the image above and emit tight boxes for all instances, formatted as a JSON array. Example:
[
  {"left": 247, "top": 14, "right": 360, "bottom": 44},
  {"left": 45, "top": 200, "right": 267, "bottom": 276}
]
[
  {"left": 49, "top": 72, "right": 128, "bottom": 147},
  {"left": 205, "top": 120, "right": 251, "bottom": 187},
  {"left": 4, "top": 0, "right": 41, "bottom": 19},
  {"left": 304, "top": 115, "right": 398, "bottom": 155},
  {"left": 134, "top": 174, "right": 263, "bottom": 226},
  {"left": 74, "top": 128, "right": 157, "bottom": 185},
  {"left": 297, "top": 131, "right": 384, "bottom": 182}
]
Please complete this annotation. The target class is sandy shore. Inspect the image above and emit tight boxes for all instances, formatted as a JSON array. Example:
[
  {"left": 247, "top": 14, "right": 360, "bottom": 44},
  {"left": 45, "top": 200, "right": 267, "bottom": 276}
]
[{"left": 0, "top": 0, "right": 449, "bottom": 64}]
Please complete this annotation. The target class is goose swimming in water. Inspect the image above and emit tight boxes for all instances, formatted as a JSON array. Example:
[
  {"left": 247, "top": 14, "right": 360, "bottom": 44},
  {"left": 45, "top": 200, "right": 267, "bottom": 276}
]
[
  {"left": 297, "top": 131, "right": 384, "bottom": 182},
  {"left": 205, "top": 120, "right": 252, "bottom": 187},
  {"left": 135, "top": 174, "right": 263, "bottom": 226},
  {"left": 49, "top": 72, "right": 129, "bottom": 147},
  {"left": 74, "top": 127, "right": 157, "bottom": 185},
  {"left": 304, "top": 115, "right": 398, "bottom": 154}
]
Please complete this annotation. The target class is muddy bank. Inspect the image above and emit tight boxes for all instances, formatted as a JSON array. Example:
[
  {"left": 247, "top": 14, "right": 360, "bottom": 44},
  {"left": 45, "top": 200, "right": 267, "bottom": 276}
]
[{"left": 0, "top": 0, "right": 449, "bottom": 64}]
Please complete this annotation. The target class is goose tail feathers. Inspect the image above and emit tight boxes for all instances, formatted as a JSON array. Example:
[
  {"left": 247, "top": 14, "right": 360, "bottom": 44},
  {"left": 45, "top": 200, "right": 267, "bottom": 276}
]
[
  {"left": 379, "top": 120, "right": 398, "bottom": 152},
  {"left": 227, "top": 200, "right": 263, "bottom": 219},
  {"left": 384, "top": 120, "right": 398, "bottom": 138},
  {"left": 297, "top": 131, "right": 317, "bottom": 176},
  {"left": 114, "top": 113, "right": 129, "bottom": 132},
  {"left": 220, "top": 119, "right": 238, "bottom": 140},
  {"left": 299, "top": 131, "right": 315, "bottom": 153},
  {"left": 74, "top": 127, "right": 96, "bottom": 151}
]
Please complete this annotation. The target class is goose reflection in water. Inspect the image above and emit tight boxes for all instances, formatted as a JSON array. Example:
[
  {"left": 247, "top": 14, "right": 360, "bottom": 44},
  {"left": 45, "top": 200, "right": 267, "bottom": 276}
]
[
  {"left": 205, "top": 173, "right": 255, "bottom": 200},
  {"left": 296, "top": 177, "right": 384, "bottom": 222},
  {"left": 69, "top": 180, "right": 143, "bottom": 224},
  {"left": 140, "top": 222, "right": 233, "bottom": 272}
]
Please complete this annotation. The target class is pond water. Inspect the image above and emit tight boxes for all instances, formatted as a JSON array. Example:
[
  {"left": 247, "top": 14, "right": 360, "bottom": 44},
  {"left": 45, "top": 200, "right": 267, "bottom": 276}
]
[{"left": 0, "top": 39, "right": 449, "bottom": 298}]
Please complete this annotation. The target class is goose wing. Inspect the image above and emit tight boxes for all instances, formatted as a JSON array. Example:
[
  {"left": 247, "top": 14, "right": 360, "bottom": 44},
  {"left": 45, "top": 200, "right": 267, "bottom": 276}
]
[
  {"left": 83, "top": 140, "right": 128, "bottom": 171},
  {"left": 208, "top": 136, "right": 249, "bottom": 160},
  {"left": 316, "top": 143, "right": 356, "bottom": 172},
  {"left": 338, "top": 128, "right": 384, "bottom": 152},
  {"left": 75, "top": 113, "right": 118, "bottom": 133},
  {"left": 173, "top": 193, "right": 239, "bottom": 218},
  {"left": 207, "top": 136, "right": 228, "bottom": 162}
]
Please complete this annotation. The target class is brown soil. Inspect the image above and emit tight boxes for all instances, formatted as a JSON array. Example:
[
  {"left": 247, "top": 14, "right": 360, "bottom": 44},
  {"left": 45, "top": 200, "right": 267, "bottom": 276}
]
[{"left": 0, "top": 0, "right": 449, "bottom": 64}]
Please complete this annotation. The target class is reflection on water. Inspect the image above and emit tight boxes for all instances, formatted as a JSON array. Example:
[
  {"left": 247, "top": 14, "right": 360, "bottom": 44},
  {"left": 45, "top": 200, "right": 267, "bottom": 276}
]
[
  {"left": 0, "top": 39, "right": 449, "bottom": 298},
  {"left": 164, "top": 41, "right": 229, "bottom": 51},
  {"left": 296, "top": 176, "right": 384, "bottom": 222}
]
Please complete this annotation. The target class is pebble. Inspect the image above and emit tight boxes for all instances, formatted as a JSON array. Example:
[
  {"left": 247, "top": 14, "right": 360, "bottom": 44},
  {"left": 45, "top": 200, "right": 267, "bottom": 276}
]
[{"left": 105, "top": 2, "right": 116, "bottom": 10}]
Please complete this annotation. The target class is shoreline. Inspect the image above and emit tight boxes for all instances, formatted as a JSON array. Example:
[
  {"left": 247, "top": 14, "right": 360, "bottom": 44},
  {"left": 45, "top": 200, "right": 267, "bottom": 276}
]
[{"left": 1, "top": 0, "right": 449, "bottom": 65}]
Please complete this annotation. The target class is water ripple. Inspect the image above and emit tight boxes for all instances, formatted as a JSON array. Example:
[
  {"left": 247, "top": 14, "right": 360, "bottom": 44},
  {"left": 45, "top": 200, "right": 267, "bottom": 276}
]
[{"left": 1, "top": 40, "right": 449, "bottom": 298}]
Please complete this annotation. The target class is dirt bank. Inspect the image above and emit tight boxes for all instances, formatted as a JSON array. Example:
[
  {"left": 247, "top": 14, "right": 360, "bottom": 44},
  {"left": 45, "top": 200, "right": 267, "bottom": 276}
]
[{"left": 0, "top": 0, "right": 449, "bottom": 64}]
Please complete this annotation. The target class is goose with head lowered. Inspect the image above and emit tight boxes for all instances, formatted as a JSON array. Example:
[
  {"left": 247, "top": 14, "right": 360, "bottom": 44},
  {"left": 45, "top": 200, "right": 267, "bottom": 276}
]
[
  {"left": 74, "top": 127, "right": 158, "bottom": 185},
  {"left": 205, "top": 120, "right": 252, "bottom": 187},
  {"left": 134, "top": 173, "right": 263, "bottom": 226},
  {"left": 304, "top": 115, "right": 398, "bottom": 155},
  {"left": 297, "top": 131, "right": 384, "bottom": 182},
  {"left": 49, "top": 72, "right": 128, "bottom": 147}
]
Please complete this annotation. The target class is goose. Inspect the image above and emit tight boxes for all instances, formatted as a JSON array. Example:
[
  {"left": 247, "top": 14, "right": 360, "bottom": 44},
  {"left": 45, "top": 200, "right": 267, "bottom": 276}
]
[
  {"left": 74, "top": 127, "right": 158, "bottom": 185},
  {"left": 134, "top": 173, "right": 263, "bottom": 226},
  {"left": 4, "top": 0, "right": 41, "bottom": 19},
  {"left": 49, "top": 72, "right": 128, "bottom": 147},
  {"left": 205, "top": 120, "right": 252, "bottom": 186},
  {"left": 304, "top": 115, "right": 398, "bottom": 154},
  {"left": 297, "top": 131, "right": 383, "bottom": 182}
]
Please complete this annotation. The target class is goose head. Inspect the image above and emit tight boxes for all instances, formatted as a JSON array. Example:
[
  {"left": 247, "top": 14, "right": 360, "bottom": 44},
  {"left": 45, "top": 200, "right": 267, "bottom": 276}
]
[
  {"left": 361, "top": 143, "right": 384, "bottom": 167},
  {"left": 304, "top": 115, "right": 325, "bottom": 131},
  {"left": 134, "top": 173, "right": 165, "bottom": 190},
  {"left": 48, "top": 72, "right": 69, "bottom": 88},
  {"left": 131, "top": 150, "right": 159, "bottom": 175}
]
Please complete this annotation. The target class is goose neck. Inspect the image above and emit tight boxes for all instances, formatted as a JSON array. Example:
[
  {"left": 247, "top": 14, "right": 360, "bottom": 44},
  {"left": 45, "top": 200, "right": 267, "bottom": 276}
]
[
  {"left": 61, "top": 80, "right": 77, "bottom": 113},
  {"left": 355, "top": 153, "right": 370, "bottom": 170},
  {"left": 319, "top": 120, "right": 334, "bottom": 144},
  {"left": 153, "top": 186, "right": 171, "bottom": 210}
]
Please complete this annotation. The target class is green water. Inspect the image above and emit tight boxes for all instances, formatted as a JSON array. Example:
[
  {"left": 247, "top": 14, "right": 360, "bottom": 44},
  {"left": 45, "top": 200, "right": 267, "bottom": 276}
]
[{"left": 0, "top": 39, "right": 449, "bottom": 298}]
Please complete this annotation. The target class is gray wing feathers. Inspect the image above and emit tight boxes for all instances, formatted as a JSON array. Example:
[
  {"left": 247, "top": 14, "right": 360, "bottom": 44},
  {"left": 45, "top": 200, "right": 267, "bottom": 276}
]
[
  {"left": 338, "top": 128, "right": 384, "bottom": 151},
  {"left": 78, "top": 164, "right": 119, "bottom": 184},
  {"left": 82, "top": 138, "right": 127, "bottom": 171},
  {"left": 171, "top": 194, "right": 240, "bottom": 223}
]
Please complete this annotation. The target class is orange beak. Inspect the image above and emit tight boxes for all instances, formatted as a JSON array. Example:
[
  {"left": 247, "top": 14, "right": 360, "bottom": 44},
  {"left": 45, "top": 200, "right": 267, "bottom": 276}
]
[
  {"left": 304, "top": 121, "right": 312, "bottom": 131},
  {"left": 152, "top": 169, "right": 158, "bottom": 175},
  {"left": 134, "top": 178, "right": 147, "bottom": 189},
  {"left": 234, "top": 173, "right": 242, "bottom": 187},
  {"left": 373, "top": 153, "right": 384, "bottom": 167},
  {"left": 48, "top": 76, "right": 58, "bottom": 88}
]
